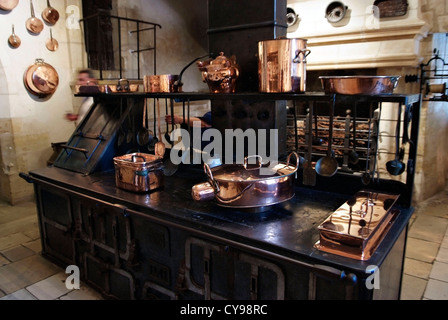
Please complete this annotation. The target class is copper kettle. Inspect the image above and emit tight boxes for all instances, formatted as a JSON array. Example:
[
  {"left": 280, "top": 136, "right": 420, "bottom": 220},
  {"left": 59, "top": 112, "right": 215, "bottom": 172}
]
[{"left": 197, "top": 52, "right": 239, "bottom": 93}]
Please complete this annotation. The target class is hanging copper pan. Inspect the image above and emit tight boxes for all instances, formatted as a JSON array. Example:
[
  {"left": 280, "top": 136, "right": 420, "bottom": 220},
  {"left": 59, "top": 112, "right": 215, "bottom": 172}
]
[
  {"left": 8, "top": 24, "right": 21, "bottom": 48},
  {"left": 0, "top": 0, "right": 19, "bottom": 11},
  {"left": 26, "top": 0, "right": 44, "bottom": 34},
  {"left": 24, "top": 59, "right": 59, "bottom": 98},
  {"left": 42, "top": 0, "right": 59, "bottom": 25},
  {"left": 45, "top": 29, "right": 58, "bottom": 51}
]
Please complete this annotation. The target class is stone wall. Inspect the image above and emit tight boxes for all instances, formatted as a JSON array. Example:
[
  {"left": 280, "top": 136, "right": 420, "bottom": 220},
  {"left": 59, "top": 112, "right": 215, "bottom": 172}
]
[{"left": 0, "top": 1, "right": 207, "bottom": 204}]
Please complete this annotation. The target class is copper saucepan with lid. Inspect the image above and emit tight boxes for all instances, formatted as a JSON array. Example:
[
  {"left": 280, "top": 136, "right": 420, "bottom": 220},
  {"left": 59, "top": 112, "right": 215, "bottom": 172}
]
[{"left": 192, "top": 152, "right": 299, "bottom": 211}]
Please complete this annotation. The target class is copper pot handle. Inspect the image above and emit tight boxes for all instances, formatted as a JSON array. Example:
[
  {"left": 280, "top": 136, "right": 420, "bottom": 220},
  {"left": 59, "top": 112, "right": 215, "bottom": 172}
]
[
  {"left": 204, "top": 163, "right": 220, "bottom": 193},
  {"left": 243, "top": 155, "right": 262, "bottom": 171},
  {"left": 214, "top": 183, "right": 255, "bottom": 204},
  {"left": 286, "top": 151, "right": 300, "bottom": 172},
  {"left": 204, "top": 162, "right": 255, "bottom": 203},
  {"left": 293, "top": 49, "right": 311, "bottom": 64}
]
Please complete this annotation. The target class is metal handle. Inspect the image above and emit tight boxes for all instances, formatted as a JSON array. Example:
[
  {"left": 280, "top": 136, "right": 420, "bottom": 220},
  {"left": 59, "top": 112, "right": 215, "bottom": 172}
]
[
  {"left": 243, "top": 155, "right": 262, "bottom": 171},
  {"left": 131, "top": 155, "right": 145, "bottom": 163},
  {"left": 60, "top": 145, "right": 89, "bottom": 159},
  {"left": 116, "top": 79, "right": 130, "bottom": 91},
  {"left": 214, "top": 183, "right": 255, "bottom": 204},
  {"left": 286, "top": 151, "right": 300, "bottom": 172},
  {"left": 204, "top": 163, "right": 219, "bottom": 193},
  {"left": 390, "top": 76, "right": 400, "bottom": 89}
]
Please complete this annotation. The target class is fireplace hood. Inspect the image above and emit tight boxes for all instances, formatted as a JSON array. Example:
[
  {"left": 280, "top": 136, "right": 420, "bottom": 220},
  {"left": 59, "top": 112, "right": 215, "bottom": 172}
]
[{"left": 287, "top": 0, "right": 430, "bottom": 70}]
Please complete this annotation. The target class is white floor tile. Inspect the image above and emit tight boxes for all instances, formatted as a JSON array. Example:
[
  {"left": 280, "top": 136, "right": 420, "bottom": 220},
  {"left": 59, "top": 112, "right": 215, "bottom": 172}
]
[
  {"left": 429, "top": 261, "right": 448, "bottom": 282},
  {"left": 0, "top": 289, "right": 37, "bottom": 300},
  {"left": 26, "top": 271, "right": 72, "bottom": 300},
  {"left": 424, "top": 279, "right": 448, "bottom": 300}
]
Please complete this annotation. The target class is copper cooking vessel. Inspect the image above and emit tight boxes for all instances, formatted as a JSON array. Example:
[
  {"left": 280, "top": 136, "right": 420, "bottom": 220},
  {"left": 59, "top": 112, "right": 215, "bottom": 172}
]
[
  {"left": 319, "top": 76, "right": 400, "bottom": 95},
  {"left": 197, "top": 52, "right": 239, "bottom": 93},
  {"left": 23, "top": 59, "right": 59, "bottom": 98},
  {"left": 42, "top": 0, "right": 59, "bottom": 25},
  {"left": 258, "top": 38, "right": 311, "bottom": 93},
  {"left": 26, "top": 0, "right": 44, "bottom": 35},
  {"left": 8, "top": 25, "right": 21, "bottom": 48},
  {"left": 113, "top": 153, "right": 164, "bottom": 193},
  {"left": 0, "top": 0, "right": 18, "bottom": 11},
  {"left": 192, "top": 153, "right": 299, "bottom": 210}
]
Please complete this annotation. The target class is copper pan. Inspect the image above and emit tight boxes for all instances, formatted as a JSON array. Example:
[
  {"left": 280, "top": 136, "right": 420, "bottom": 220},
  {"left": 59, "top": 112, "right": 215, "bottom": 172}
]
[
  {"left": 0, "top": 0, "right": 18, "bottom": 11},
  {"left": 26, "top": 0, "right": 44, "bottom": 34},
  {"left": 24, "top": 59, "right": 59, "bottom": 97},
  {"left": 42, "top": 0, "right": 59, "bottom": 25},
  {"left": 319, "top": 76, "right": 400, "bottom": 95},
  {"left": 45, "top": 29, "right": 58, "bottom": 51},
  {"left": 8, "top": 25, "right": 21, "bottom": 48}
]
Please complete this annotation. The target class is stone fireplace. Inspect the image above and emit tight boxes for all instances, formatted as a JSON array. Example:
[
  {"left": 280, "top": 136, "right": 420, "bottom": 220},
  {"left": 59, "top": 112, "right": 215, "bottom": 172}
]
[{"left": 287, "top": 0, "right": 448, "bottom": 202}]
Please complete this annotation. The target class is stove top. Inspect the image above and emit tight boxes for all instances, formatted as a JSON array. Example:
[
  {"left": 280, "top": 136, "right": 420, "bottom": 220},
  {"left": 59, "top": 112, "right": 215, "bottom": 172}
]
[{"left": 315, "top": 190, "right": 400, "bottom": 260}]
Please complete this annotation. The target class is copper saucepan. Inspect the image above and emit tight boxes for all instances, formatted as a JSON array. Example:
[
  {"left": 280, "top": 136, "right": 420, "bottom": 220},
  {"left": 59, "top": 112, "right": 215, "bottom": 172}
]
[
  {"left": 0, "top": 0, "right": 18, "bottom": 11},
  {"left": 45, "top": 29, "right": 58, "bottom": 51},
  {"left": 42, "top": 0, "right": 59, "bottom": 25},
  {"left": 8, "top": 24, "right": 21, "bottom": 48},
  {"left": 26, "top": 0, "right": 44, "bottom": 35}
]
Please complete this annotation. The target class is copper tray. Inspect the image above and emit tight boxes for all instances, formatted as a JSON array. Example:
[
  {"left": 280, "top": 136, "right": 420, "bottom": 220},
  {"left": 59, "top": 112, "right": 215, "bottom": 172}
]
[{"left": 315, "top": 190, "right": 400, "bottom": 260}]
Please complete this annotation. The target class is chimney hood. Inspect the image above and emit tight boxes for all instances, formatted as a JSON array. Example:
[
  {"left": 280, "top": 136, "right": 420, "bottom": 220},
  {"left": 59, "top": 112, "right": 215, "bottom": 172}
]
[{"left": 287, "top": 0, "right": 430, "bottom": 70}]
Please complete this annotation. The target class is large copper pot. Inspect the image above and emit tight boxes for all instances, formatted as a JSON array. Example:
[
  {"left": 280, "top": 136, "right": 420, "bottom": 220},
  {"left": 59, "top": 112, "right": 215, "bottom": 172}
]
[
  {"left": 192, "top": 153, "right": 299, "bottom": 210},
  {"left": 258, "top": 38, "right": 311, "bottom": 93}
]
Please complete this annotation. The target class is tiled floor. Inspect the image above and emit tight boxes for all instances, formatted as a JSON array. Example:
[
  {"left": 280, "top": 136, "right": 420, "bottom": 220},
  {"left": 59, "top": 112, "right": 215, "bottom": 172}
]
[
  {"left": 401, "top": 182, "right": 448, "bottom": 300},
  {"left": 0, "top": 183, "right": 447, "bottom": 300}
]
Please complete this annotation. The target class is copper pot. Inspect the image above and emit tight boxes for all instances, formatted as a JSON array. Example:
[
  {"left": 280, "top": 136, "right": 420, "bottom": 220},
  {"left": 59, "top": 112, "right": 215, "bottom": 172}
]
[
  {"left": 192, "top": 153, "right": 299, "bottom": 210},
  {"left": 258, "top": 38, "right": 311, "bottom": 93},
  {"left": 113, "top": 153, "right": 164, "bottom": 193}
]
